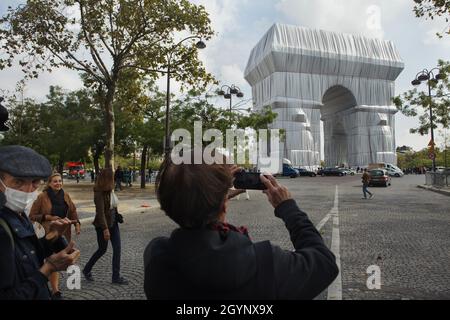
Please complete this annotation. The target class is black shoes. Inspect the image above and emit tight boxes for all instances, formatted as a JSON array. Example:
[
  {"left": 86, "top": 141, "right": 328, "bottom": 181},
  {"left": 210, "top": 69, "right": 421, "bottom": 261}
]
[
  {"left": 51, "top": 291, "right": 63, "bottom": 300},
  {"left": 112, "top": 277, "right": 128, "bottom": 285},
  {"left": 83, "top": 269, "right": 128, "bottom": 284},
  {"left": 83, "top": 270, "right": 94, "bottom": 282}
]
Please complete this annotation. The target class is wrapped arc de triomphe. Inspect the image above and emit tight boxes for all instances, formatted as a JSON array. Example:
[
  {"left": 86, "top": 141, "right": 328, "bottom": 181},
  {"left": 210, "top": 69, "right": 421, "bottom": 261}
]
[{"left": 244, "top": 23, "right": 404, "bottom": 169}]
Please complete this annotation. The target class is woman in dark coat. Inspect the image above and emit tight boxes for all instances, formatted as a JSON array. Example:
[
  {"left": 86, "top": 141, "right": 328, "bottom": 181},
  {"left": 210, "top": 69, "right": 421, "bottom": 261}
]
[
  {"left": 143, "top": 156, "right": 339, "bottom": 300},
  {"left": 83, "top": 168, "right": 127, "bottom": 285}
]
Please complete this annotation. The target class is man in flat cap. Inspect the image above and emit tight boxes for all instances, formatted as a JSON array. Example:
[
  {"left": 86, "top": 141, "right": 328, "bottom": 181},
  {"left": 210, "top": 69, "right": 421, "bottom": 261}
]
[{"left": 0, "top": 145, "right": 80, "bottom": 300}]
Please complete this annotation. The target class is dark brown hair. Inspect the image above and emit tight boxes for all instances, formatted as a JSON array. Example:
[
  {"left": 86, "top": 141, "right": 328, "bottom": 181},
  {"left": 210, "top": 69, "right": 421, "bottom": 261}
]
[
  {"left": 156, "top": 156, "right": 232, "bottom": 228},
  {"left": 94, "top": 168, "right": 114, "bottom": 192}
]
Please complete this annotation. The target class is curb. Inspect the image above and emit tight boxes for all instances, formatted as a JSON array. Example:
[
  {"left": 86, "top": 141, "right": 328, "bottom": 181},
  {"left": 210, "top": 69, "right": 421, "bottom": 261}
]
[
  {"left": 78, "top": 205, "right": 161, "bottom": 225},
  {"left": 417, "top": 185, "right": 450, "bottom": 197}
]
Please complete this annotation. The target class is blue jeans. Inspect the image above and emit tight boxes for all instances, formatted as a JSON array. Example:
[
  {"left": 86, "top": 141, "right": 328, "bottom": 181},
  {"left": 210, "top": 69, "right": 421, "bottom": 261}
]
[
  {"left": 362, "top": 184, "right": 372, "bottom": 198},
  {"left": 84, "top": 222, "right": 122, "bottom": 280}
]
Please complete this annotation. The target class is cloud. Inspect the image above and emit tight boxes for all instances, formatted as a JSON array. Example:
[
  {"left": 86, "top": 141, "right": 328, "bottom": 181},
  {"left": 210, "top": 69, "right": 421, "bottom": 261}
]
[
  {"left": 219, "top": 64, "right": 246, "bottom": 88},
  {"left": 274, "top": 0, "right": 408, "bottom": 39}
]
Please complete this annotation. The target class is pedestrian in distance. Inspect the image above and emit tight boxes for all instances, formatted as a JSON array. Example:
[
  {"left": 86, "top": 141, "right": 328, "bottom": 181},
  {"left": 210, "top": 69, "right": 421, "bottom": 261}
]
[
  {"left": 29, "top": 172, "right": 81, "bottom": 300},
  {"left": 362, "top": 168, "right": 374, "bottom": 199},
  {"left": 91, "top": 170, "right": 95, "bottom": 183},
  {"left": 0, "top": 145, "right": 80, "bottom": 300},
  {"left": 83, "top": 168, "right": 128, "bottom": 285},
  {"left": 114, "top": 166, "right": 123, "bottom": 191},
  {"left": 143, "top": 153, "right": 338, "bottom": 299}
]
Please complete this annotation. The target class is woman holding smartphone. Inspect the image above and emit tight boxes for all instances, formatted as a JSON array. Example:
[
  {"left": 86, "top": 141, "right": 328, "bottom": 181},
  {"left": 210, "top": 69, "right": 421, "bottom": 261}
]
[{"left": 29, "top": 172, "right": 81, "bottom": 300}]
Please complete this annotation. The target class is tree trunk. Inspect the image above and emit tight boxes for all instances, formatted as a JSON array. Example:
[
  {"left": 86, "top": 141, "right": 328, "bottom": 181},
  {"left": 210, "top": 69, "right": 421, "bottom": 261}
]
[
  {"left": 140, "top": 144, "right": 148, "bottom": 189},
  {"left": 58, "top": 157, "right": 64, "bottom": 175},
  {"left": 103, "top": 84, "right": 116, "bottom": 169},
  {"left": 58, "top": 157, "right": 64, "bottom": 182}
]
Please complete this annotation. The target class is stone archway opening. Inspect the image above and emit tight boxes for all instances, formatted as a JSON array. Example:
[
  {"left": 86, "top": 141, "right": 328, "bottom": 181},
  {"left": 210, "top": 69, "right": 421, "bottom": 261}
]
[{"left": 321, "top": 85, "right": 357, "bottom": 167}]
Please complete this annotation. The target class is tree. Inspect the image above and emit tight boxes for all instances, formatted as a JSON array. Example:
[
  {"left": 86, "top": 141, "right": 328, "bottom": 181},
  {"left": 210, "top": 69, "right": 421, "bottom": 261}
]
[
  {"left": 413, "top": 0, "right": 450, "bottom": 37},
  {"left": 0, "top": 86, "right": 99, "bottom": 170},
  {"left": 0, "top": 0, "right": 214, "bottom": 168},
  {"left": 0, "top": 97, "right": 43, "bottom": 148},
  {"left": 393, "top": 59, "right": 450, "bottom": 135}
]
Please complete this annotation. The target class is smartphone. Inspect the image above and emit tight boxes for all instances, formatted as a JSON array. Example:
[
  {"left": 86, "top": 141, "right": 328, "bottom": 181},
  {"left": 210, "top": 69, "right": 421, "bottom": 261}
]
[{"left": 233, "top": 171, "right": 267, "bottom": 190}]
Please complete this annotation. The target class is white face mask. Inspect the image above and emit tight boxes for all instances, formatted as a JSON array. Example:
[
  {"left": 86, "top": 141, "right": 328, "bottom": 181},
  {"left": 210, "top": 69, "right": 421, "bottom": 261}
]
[{"left": 0, "top": 178, "right": 39, "bottom": 213}]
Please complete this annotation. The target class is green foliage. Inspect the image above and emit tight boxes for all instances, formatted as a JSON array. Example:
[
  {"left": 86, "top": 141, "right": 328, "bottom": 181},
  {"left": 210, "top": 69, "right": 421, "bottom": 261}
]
[
  {"left": 170, "top": 92, "right": 278, "bottom": 138},
  {"left": 0, "top": 86, "right": 101, "bottom": 167},
  {"left": 397, "top": 147, "right": 449, "bottom": 168},
  {"left": 0, "top": 0, "right": 216, "bottom": 167},
  {"left": 394, "top": 59, "right": 450, "bottom": 135},
  {"left": 413, "top": 0, "right": 450, "bottom": 37}
]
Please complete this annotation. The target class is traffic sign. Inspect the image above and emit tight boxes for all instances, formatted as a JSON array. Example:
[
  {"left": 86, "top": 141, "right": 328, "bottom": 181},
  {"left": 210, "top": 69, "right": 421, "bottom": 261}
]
[
  {"left": 428, "top": 153, "right": 435, "bottom": 160},
  {"left": 428, "top": 139, "right": 435, "bottom": 147}
]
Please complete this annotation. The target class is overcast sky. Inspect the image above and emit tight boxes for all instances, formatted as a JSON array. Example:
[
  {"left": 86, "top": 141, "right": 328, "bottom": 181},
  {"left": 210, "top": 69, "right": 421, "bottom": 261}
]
[{"left": 1, "top": 0, "right": 449, "bottom": 151}]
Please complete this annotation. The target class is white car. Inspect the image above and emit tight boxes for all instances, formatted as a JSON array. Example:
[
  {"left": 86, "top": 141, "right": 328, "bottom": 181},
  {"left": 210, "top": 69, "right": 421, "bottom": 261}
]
[{"left": 386, "top": 168, "right": 404, "bottom": 177}]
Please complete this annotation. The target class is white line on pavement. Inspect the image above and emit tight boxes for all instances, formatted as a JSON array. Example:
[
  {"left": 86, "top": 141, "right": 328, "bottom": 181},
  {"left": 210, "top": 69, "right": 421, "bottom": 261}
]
[
  {"left": 327, "top": 185, "right": 342, "bottom": 300},
  {"left": 316, "top": 185, "right": 339, "bottom": 231}
]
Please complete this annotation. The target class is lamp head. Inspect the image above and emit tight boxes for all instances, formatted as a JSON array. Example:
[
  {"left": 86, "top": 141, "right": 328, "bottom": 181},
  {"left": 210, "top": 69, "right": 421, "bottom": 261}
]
[
  {"left": 195, "top": 40, "right": 206, "bottom": 49},
  {"left": 435, "top": 73, "right": 446, "bottom": 80},
  {"left": 230, "top": 87, "right": 238, "bottom": 94},
  {"left": 429, "top": 78, "right": 438, "bottom": 86},
  {"left": 411, "top": 79, "right": 421, "bottom": 86},
  {"left": 236, "top": 92, "right": 244, "bottom": 98},
  {"left": 417, "top": 74, "right": 429, "bottom": 81}
]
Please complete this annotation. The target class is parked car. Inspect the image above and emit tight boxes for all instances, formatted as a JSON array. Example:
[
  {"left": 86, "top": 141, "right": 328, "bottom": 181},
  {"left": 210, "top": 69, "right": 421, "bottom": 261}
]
[
  {"left": 368, "top": 169, "right": 391, "bottom": 187},
  {"left": 341, "top": 168, "right": 356, "bottom": 176},
  {"left": 296, "top": 168, "right": 317, "bottom": 177},
  {"left": 320, "top": 167, "right": 345, "bottom": 176},
  {"left": 282, "top": 163, "right": 299, "bottom": 178}
]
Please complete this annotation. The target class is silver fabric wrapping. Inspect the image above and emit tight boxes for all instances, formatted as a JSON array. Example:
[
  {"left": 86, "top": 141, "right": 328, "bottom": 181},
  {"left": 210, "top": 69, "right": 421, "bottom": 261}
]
[{"left": 244, "top": 23, "right": 404, "bottom": 169}]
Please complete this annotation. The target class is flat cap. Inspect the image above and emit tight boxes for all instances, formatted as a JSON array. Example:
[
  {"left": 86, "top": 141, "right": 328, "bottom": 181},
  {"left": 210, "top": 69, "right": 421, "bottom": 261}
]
[{"left": 0, "top": 145, "right": 52, "bottom": 178}]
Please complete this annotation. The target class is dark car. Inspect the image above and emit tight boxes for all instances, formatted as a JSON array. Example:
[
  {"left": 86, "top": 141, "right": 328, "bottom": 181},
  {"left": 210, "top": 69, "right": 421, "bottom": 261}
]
[
  {"left": 368, "top": 169, "right": 391, "bottom": 187},
  {"left": 296, "top": 168, "right": 317, "bottom": 177},
  {"left": 320, "top": 167, "right": 345, "bottom": 176}
]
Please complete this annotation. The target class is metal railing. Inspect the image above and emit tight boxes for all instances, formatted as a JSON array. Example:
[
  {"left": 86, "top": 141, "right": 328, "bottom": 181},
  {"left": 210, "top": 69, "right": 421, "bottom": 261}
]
[{"left": 425, "top": 172, "right": 450, "bottom": 187}]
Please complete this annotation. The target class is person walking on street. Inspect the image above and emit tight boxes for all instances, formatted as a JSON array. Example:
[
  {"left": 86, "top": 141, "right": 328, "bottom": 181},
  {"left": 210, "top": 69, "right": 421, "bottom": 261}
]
[
  {"left": 29, "top": 172, "right": 81, "bottom": 300},
  {"left": 114, "top": 166, "right": 123, "bottom": 191},
  {"left": 90, "top": 170, "right": 95, "bottom": 183},
  {"left": 83, "top": 168, "right": 128, "bottom": 285},
  {"left": 0, "top": 145, "right": 80, "bottom": 300},
  {"left": 362, "top": 169, "right": 374, "bottom": 199}
]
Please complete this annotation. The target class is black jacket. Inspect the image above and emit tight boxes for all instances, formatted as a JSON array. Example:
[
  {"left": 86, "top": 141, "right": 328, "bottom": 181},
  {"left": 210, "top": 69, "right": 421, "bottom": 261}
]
[
  {"left": 143, "top": 199, "right": 339, "bottom": 300},
  {"left": 0, "top": 206, "right": 66, "bottom": 300}
]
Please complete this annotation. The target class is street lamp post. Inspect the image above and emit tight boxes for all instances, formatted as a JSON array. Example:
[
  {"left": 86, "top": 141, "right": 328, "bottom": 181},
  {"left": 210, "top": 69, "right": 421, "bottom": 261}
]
[
  {"left": 217, "top": 84, "right": 244, "bottom": 126},
  {"left": 411, "top": 67, "right": 445, "bottom": 172},
  {"left": 164, "top": 36, "right": 206, "bottom": 157}
]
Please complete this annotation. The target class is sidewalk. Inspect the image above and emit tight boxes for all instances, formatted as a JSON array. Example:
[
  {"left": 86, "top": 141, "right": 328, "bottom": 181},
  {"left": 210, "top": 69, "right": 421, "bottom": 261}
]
[
  {"left": 61, "top": 180, "right": 160, "bottom": 222},
  {"left": 77, "top": 199, "right": 161, "bottom": 224},
  {"left": 417, "top": 184, "right": 450, "bottom": 197}
]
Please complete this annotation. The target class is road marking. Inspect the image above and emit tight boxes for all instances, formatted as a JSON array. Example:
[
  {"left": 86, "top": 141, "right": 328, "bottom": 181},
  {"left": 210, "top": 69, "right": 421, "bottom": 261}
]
[
  {"left": 316, "top": 185, "right": 339, "bottom": 231},
  {"left": 327, "top": 185, "right": 342, "bottom": 300}
]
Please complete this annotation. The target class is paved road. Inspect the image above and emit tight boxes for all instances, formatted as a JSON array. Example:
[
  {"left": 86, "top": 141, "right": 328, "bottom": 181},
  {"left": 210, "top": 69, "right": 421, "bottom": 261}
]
[{"left": 60, "top": 174, "right": 450, "bottom": 300}]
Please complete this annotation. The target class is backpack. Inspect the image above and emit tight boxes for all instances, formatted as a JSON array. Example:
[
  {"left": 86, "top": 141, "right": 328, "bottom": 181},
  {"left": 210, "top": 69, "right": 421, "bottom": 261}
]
[{"left": 0, "top": 217, "right": 15, "bottom": 251}]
